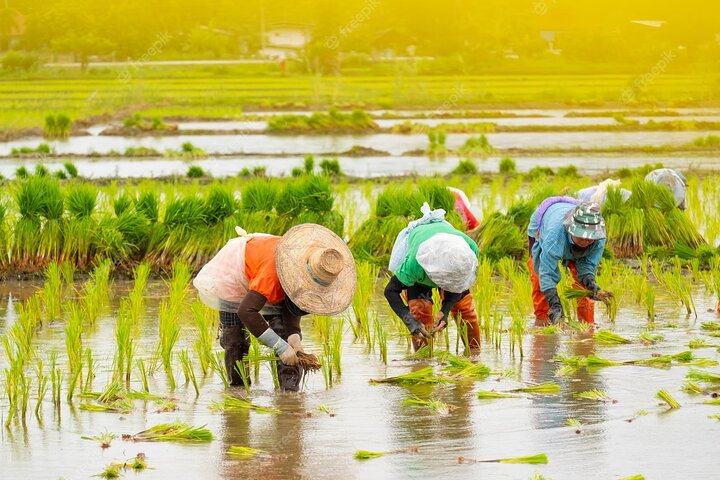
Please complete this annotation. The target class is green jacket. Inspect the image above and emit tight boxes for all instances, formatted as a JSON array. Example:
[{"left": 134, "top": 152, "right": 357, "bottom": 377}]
[{"left": 394, "top": 222, "right": 479, "bottom": 288}]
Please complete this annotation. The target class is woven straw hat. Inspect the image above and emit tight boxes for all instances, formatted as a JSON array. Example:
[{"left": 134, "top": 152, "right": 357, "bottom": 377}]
[{"left": 276, "top": 224, "right": 357, "bottom": 315}]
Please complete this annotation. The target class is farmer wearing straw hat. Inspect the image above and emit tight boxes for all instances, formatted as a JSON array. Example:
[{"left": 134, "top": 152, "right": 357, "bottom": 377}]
[
  {"left": 646, "top": 168, "right": 687, "bottom": 210},
  {"left": 527, "top": 200, "right": 613, "bottom": 325},
  {"left": 385, "top": 219, "right": 479, "bottom": 352},
  {"left": 193, "top": 224, "right": 356, "bottom": 391}
]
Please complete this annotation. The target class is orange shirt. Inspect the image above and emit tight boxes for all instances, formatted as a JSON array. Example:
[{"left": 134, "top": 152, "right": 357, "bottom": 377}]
[{"left": 244, "top": 235, "right": 285, "bottom": 304}]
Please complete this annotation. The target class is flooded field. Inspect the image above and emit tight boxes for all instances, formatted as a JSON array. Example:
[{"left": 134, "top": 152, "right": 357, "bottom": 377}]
[{"left": 1, "top": 276, "right": 719, "bottom": 480}]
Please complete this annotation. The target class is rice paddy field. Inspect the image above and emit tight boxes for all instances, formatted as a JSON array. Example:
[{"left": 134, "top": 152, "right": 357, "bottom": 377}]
[
  {"left": 3, "top": 66, "right": 720, "bottom": 479},
  {"left": 1, "top": 164, "right": 720, "bottom": 479}
]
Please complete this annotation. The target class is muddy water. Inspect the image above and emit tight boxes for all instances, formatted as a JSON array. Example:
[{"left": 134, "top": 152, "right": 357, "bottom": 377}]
[
  {"left": 3, "top": 154, "right": 720, "bottom": 180},
  {"left": 2, "top": 131, "right": 717, "bottom": 157},
  {"left": 1, "top": 279, "right": 719, "bottom": 480}
]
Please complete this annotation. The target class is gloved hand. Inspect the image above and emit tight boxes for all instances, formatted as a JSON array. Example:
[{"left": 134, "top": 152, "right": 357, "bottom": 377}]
[
  {"left": 401, "top": 313, "right": 431, "bottom": 338},
  {"left": 579, "top": 274, "right": 600, "bottom": 297},
  {"left": 287, "top": 333, "right": 303, "bottom": 353},
  {"left": 543, "top": 288, "right": 565, "bottom": 324},
  {"left": 277, "top": 344, "right": 299, "bottom": 366}
]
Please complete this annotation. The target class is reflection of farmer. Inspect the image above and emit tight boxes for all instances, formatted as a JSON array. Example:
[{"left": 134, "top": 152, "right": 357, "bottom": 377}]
[
  {"left": 646, "top": 168, "right": 686, "bottom": 210},
  {"left": 193, "top": 224, "right": 356, "bottom": 391},
  {"left": 385, "top": 203, "right": 479, "bottom": 351},
  {"left": 527, "top": 200, "right": 612, "bottom": 324}
]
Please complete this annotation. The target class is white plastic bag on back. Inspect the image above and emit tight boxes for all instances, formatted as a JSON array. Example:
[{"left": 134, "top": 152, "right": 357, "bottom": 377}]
[{"left": 388, "top": 202, "right": 448, "bottom": 271}]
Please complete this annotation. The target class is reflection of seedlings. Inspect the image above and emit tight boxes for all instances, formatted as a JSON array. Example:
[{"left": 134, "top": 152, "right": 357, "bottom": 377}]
[
  {"left": 458, "top": 453, "right": 548, "bottom": 464},
  {"left": 123, "top": 422, "right": 213, "bottom": 442},
  {"left": 656, "top": 389, "right": 681, "bottom": 409},
  {"left": 227, "top": 446, "right": 267, "bottom": 459},
  {"left": 82, "top": 430, "right": 118, "bottom": 448},
  {"left": 402, "top": 396, "right": 457, "bottom": 415},
  {"left": 354, "top": 446, "right": 418, "bottom": 460}
]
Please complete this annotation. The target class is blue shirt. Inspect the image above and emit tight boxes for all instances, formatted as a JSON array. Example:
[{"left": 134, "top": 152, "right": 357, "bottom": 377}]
[{"left": 530, "top": 203, "right": 605, "bottom": 292}]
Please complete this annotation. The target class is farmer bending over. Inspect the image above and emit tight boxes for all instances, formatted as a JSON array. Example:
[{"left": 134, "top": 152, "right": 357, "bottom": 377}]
[
  {"left": 527, "top": 200, "right": 612, "bottom": 324},
  {"left": 385, "top": 204, "right": 479, "bottom": 352},
  {"left": 193, "top": 224, "right": 356, "bottom": 391}
]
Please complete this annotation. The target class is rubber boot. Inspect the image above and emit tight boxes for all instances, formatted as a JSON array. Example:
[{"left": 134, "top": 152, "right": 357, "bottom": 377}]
[
  {"left": 277, "top": 362, "right": 304, "bottom": 392},
  {"left": 451, "top": 294, "right": 481, "bottom": 351},
  {"left": 408, "top": 298, "right": 434, "bottom": 351},
  {"left": 219, "top": 324, "right": 251, "bottom": 387}
]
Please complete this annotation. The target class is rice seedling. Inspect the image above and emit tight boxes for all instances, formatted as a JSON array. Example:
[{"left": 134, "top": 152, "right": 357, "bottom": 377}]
[
  {"left": 210, "top": 351, "right": 230, "bottom": 388},
  {"left": 84, "top": 347, "right": 95, "bottom": 392},
  {"left": 178, "top": 349, "right": 199, "bottom": 397},
  {"left": 41, "top": 262, "right": 63, "bottom": 321},
  {"left": 510, "top": 383, "right": 561, "bottom": 395},
  {"left": 574, "top": 389, "right": 609, "bottom": 401},
  {"left": 638, "top": 330, "right": 663, "bottom": 345},
  {"left": 656, "top": 389, "right": 681, "bottom": 409},
  {"left": 476, "top": 390, "right": 520, "bottom": 399},
  {"left": 619, "top": 476, "right": 646, "bottom": 480},
  {"left": 93, "top": 463, "right": 122, "bottom": 479},
  {"left": 373, "top": 314, "right": 388, "bottom": 364},
  {"left": 123, "top": 422, "right": 213, "bottom": 443},
  {"left": 136, "top": 358, "right": 150, "bottom": 393},
  {"left": 82, "top": 430, "right": 119, "bottom": 449},
  {"left": 688, "top": 338, "right": 717, "bottom": 349},
  {"left": 80, "top": 397, "right": 134, "bottom": 414},
  {"left": 64, "top": 302, "right": 84, "bottom": 401},
  {"left": 585, "top": 355, "right": 623, "bottom": 368},
  {"left": 34, "top": 357, "right": 48, "bottom": 417},
  {"left": 354, "top": 446, "right": 418, "bottom": 461},
  {"left": 682, "top": 382, "right": 704, "bottom": 395},
  {"left": 129, "top": 262, "right": 150, "bottom": 323},
  {"left": 595, "top": 330, "right": 632, "bottom": 345},
  {"left": 114, "top": 300, "right": 134, "bottom": 385},
  {"left": 686, "top": 368, "right": 720, "bottom": 384},
  {"left": 351, "top": 261, "right": 378, "bottom": 342},
  {"left": 157, "top": 302, "right": 180, "bottom": 389},
  {"left": 458, "top": 453, "right": 548, "bottom": 464},
  {"left": 444, "top": 356, "right": 491, "bottom": 379},
  {"left": 50, "top": 352, "right": 62, "bottom": 408},
  {"left": 701, "top": 322, "right": 720, "bottom": 331},
  {"left": 210, "top": 394, "right": 280, "bottom": 414},
  {"left": 369, "top": 366, "right": 448, "bottom": 385},
  {"left": 565, "top": 418, "right": 582, "bottom": 428},
  {"left": 402, "top": 396, "right": 456, "bottom": 415},
  {"left": 227, "top": 446, "right": 267, "bottom": 458},
  {"left": 317, "top": 405, "right": 336, "bottom": 416}
]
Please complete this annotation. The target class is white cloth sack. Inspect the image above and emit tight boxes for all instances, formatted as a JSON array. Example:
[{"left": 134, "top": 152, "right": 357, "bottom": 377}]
[
  {"left": 192, "top": 226, "right": 275, "bottom": 313},
  {"left": 415, "top": 233, "right": 478, "bottom": 293},
  {"left": 388, "top": 202, "right": 448, "bottom": 271},
  {"left": 645, "top": 168, "right": 686, "bottom": 209}
]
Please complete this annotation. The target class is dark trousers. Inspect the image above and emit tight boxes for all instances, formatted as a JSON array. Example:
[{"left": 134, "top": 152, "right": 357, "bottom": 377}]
[{"left": 219, "top": 311, "right": 302, "bottom": 391}]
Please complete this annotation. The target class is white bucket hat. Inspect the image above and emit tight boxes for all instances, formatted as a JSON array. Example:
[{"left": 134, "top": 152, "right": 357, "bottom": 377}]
[{"left": 416, "top": 233, "right": 478, "bottom": 293}]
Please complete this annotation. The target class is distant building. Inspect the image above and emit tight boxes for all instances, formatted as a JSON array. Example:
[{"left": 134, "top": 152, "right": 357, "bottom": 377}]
[{"left": 259, "top": 22, "right": 313, "bottom": 59}]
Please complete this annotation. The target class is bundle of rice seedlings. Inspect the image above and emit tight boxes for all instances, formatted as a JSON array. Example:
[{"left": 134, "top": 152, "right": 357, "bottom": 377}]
[
  {"left": 585, "top": 355, "right": 623, "bottom": 368},
  {"left": 369, "top": 366, "right": 448, "bottom": 385},
  {"left": 682, "top": 382, "right": 704, "bottom": 394},
  {"left": 638, "top": 331, "right": 663, "bottom": 345},
  {"left": 564, "top": 418, "right": 582, "bottom": 428},
  {"left": 80, "top": 398, "right": 134, "bottom": 414},
  {"left": 354, "top": 446, "right": 418, "bottom": 461},
  {"left": 686, "top": 368, "right": 720, "bottom": 384},
  {"left": 227, "top": 446, "right": 267, "bottom": 458},
  {"left": 123, "top": 422, "right": 213, "bottom": 442},
  {"left": 470, "top": 213, "right": 526, "bottom": 261},
  {"left": 631, "top": 351, "right": 693, "bottom": 367},
  {"left": 703, "top": 398, "right": 720, "bottom": 405},
  {"left": 688, "top": 338, "right": 715, "bottom": 349},
  {"left": 349, "top": 215, "right": 411, "bottom": 265},
  {"left": 443, "top": 355, "right": 491, "bottom": 379},
  {"left": 510, "top": 383, "right": 560, "bottom": 395},
  {"left": 296, "top": 351, "right": 322, "bottom": 373},
  {"left": 317, "top": 405, "right": 336, "bottom": 416},
  {"left": 574, "top": 389, "right": 609, "bottom": 401},
  {"left": 210, "top": 395, "right": 280, "bottom": 414},
  {"left": 93, "top": 463, "right": 122, "bottom": 479},
  {"left": 709, "top": 414, "right": 720, "bottom": 421},
  {"left": 656, "top": 389, "right": 681, "bottom": 409},
  {"left": 619, "top": 475, "right": 646, "bottom": 480},
  {"left": 81, "top": 430, "right": 118, "bottom": 448},
  {"left": 701, "top": 322, "right": 720, "bottom": 331},
  {"left": 595, "top": 330, "right": 632, "bottom": 345},
  {"left": 476, "top": 390, "right": 519, "bottom": 399},
  {"left": 458, "top": 453, "right": 548, "bottom": 465},
  {"left": 402, "top": 396, "right": 456, "bottom": 415}
]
